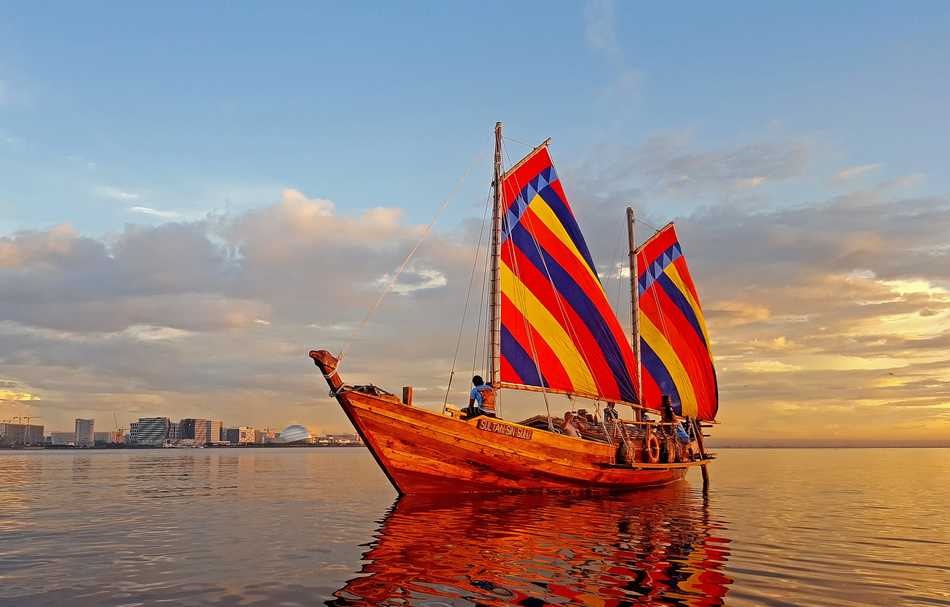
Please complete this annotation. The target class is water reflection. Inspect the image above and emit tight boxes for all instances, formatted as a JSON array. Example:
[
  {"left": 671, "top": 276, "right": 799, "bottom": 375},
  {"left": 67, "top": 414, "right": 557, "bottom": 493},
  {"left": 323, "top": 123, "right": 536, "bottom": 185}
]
[{"left": 330, "top": 484, "right": 732, "bottom": 606}]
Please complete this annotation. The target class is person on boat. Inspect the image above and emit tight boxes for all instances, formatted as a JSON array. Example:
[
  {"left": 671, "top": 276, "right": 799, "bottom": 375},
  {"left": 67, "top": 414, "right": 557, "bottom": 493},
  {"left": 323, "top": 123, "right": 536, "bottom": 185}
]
[
  {"left": 661, "top": 395, "right": 676, "bottom": 423},
  {"left": 562, "top": 412, "right": 581, "bottom": 438},
  {"left": 604, "top": 402, "right": 619, "bottom": 422},
  {"left": 467, "top": 376, "right": 497, "bottom": 418}
]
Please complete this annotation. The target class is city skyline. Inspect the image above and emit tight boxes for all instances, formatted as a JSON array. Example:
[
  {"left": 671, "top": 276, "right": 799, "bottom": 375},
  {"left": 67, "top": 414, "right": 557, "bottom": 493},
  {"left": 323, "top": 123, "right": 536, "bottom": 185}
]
[{"left": 1, "top": 3, "right": 949, "bottom": 444}]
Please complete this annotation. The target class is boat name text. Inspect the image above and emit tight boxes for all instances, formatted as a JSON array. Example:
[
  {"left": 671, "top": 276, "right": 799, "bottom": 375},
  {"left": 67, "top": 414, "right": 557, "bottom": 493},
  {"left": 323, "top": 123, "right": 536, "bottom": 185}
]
[{"left": 476, "top": 418, "right": 533, "bottom": 440}]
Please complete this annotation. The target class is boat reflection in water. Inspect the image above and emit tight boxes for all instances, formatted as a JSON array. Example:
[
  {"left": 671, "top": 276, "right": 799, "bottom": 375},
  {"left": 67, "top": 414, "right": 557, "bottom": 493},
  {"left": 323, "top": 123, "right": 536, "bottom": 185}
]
[{"left": 328, "top": 483, "right": 732, "bottom": 606}]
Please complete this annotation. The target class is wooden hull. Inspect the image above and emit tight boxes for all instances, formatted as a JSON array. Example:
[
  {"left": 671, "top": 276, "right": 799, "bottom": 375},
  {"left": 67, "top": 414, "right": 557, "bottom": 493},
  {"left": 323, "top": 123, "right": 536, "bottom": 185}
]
[{"left": 336, "top": 387, "right": 688, "bottom": 495}]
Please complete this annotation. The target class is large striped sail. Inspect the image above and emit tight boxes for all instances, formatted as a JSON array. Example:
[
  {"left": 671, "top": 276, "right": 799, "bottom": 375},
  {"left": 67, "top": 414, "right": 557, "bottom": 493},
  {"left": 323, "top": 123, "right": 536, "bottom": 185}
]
[
  {"left": 637, "top": 224, "right": 718, "bottom": 421},
  {"left": 498, "top": 145, "right": 640, "bottom": 405}
]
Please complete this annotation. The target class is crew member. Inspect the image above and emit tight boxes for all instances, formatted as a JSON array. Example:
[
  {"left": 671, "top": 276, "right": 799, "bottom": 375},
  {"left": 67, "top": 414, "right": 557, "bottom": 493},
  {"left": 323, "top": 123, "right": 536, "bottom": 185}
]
[
  {"left": 604, "top": 402, "right": 619, "bottom": 422},
  {"left": 562, "top": 412, "right": 581, "bottom": 438},
  {"left": 468, "top": 376, "right": 497, "bottom": 418}
]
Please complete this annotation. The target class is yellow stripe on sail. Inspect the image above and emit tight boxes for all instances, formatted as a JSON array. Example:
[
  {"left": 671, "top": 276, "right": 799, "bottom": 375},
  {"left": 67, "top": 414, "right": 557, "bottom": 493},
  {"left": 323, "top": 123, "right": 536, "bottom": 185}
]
[
  {"left": 526, "top": 194, "right": 606, "bottom": 296},
  {"left": 639, "top": 313, "right": 699, "bottom": 417},
  {"left": 500, "top": 261, "right": 599, "bottom": 396},
  {"left": 664, "top": 263, "right": 712, "bottom": 352}
]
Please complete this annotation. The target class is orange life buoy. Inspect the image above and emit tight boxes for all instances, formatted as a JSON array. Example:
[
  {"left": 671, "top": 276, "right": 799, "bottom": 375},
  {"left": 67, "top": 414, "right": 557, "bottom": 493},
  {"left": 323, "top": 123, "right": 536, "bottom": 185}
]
[{"left": 645, "top": 433, "right": 661, "bottom": 463}]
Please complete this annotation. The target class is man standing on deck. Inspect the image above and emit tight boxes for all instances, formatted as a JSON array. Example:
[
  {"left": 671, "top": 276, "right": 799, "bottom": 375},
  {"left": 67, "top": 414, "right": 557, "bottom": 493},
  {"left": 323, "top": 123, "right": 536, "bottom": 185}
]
[{"left": 468, "top": 376, "right": 497, "bottom": 419}]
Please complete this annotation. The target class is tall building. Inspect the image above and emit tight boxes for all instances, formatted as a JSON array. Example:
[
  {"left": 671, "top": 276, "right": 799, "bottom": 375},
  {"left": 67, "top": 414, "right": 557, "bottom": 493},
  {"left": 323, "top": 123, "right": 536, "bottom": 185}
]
[
  {"left": 0, "top": 423, "right": 45, "bottom": 446},
  {"left": 179, "top": 419, "right": 224, "bottom": 445},
  {"left": 226, "top": 426, "right": 256, "bottom": 444},
  {"left": 178, "top": 418, "right": 198, "bottom": 441},
  {"left": 168, "top": 422, "right": 179, "bottom": 442},
  {"left": 75, "top": 418, "right": 95, "bottom": 447},
  {"left": 207, "top": 420, "right": 223, "bottom": 444},
  {"left": 129, "top": 417, "right": 171, "bottom": 447}
]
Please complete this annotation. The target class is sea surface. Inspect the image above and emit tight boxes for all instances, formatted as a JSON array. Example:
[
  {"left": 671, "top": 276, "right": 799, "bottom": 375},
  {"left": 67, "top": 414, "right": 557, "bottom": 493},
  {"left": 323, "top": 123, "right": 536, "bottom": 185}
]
[{"left": 0, "top": 447, "right": 948, "bottom": 606}]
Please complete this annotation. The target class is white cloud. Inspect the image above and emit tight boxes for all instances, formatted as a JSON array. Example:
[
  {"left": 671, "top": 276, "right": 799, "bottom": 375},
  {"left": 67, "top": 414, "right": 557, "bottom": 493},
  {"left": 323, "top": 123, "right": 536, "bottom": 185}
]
[
  {"left": 96, "top": 186, "right": 141, "bottom": 201},
  {"left": 121, "top": 324, "right": 195, "bottom": 341},
  {"left": 835, "top": 163, "right": 881, "bottom": 181},
  {"left": 129, "top": 206, "right": 181, "bottom": 219},
  {"left": 585, "top": 0, "right": 622, "bottom": 63},
  {"left": 377, "top": 268, "right": 448, "bottom": 295},
  {"left": 742, "top": 360, "right": 802, "bottom": 373}
]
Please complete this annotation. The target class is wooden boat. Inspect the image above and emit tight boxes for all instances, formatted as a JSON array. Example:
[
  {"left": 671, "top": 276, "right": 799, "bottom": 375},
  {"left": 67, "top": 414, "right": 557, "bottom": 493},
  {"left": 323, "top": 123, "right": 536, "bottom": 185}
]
[{"left": 310, "top": 123, "right": 719, "bottom": 495}]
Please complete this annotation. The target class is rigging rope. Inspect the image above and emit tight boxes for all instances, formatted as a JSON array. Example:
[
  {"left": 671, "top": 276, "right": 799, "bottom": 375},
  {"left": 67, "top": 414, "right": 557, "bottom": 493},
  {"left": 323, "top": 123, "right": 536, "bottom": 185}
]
[
  {"left": 336, "top": 148, "right": 485, "bottom": 369},
  {"left": 471, "top": 208, "right": 492, "bottom": 379},
  {"left": 443, "top": 187, "right": 492, "bottom": 412}
]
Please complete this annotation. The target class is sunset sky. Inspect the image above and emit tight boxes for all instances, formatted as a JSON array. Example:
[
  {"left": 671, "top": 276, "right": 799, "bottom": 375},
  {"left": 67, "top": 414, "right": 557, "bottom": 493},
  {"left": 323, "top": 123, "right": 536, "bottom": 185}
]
[{"left": 1, "top": 2, "right": 948, "bottom": 444}]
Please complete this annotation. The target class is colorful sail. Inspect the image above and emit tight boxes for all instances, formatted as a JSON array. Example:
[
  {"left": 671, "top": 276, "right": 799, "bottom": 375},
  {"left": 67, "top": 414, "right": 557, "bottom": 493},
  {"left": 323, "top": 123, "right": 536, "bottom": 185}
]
[
  {"left": 637, "top": 224, "right": 718, "bottom": 420},
  {"left": 498, "top": 145, "right": 640, "bottom": 405}
]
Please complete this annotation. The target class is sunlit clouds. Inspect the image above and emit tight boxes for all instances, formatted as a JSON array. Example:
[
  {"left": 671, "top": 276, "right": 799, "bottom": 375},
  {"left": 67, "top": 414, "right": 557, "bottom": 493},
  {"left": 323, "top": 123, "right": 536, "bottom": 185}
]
[{"left": 1, "top": 137, "right": 948, "bottom": 444}]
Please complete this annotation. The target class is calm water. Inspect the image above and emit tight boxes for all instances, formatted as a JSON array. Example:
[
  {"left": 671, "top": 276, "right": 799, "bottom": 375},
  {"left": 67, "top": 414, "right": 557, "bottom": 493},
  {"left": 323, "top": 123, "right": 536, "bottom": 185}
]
[{"left": 0, "top": 448, "right": 948, "bottom": 606}]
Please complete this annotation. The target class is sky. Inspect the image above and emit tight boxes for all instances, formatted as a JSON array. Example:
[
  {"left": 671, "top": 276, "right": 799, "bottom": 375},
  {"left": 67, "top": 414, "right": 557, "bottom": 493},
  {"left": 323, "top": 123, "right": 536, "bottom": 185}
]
[{"left": 1, "top": 1, "right": 949, "bottom": 445}]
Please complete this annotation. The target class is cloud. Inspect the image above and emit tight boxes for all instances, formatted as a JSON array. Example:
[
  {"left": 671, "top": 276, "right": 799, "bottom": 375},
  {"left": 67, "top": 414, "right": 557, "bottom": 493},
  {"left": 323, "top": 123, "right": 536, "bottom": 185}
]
[
  {"left": 2, "top": 165, "right": 949, "bottom": 442},
  {"left": 376, "top": 268, "right": 448, "bottom": 295},
  {"left": 128, "top": 206, "right": 181, "bottom": 219},
  {"left": 570, "top": 134, "right": 811, "bottom": 223},
  {"left": 583, "top": 0, "right": 641, "bottom": 123},
  {"left": 585, "top": 0, "right": 622, "bottom": 64},
  {"left": 835, "top": 163, "right": 882, "bottom": 181},
  {"left": 0, "top": 188, "right": 478, "bottom": 431},
  {"left": 0, "top": 379, "right": 40, "bottom": 402},
  {"left": 95, "top": 186, "right": 141, "bottom": 201}
]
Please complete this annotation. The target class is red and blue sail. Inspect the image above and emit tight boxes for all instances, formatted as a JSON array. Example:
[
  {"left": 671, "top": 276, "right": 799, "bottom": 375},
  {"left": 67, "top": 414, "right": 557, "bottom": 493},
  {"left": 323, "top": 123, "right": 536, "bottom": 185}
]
[
  {"left": 637, "top": 224, "right": 718, "bottom": 421},
  {"left": 498, "top": 146, "right": 640, "bottom": 405}
]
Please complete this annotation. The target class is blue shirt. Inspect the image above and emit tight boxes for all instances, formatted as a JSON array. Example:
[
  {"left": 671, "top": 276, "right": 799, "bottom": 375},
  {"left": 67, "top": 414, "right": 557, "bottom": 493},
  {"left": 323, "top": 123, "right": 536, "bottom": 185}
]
[{"left": 470, "top": 385, "right": 487, "bottom": 406}]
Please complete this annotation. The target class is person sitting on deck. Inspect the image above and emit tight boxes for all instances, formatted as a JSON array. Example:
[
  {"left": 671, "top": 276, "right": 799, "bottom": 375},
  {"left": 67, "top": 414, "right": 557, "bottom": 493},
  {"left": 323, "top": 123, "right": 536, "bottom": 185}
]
[
  {"left": 674, "top": 420, "right": 690, "bottom": 444},
  {"left": 467, "top": 376, "right": 497, "bottom": 419},
  {"left": 562, "top": 412, "right": 581, "bottom": 438}
]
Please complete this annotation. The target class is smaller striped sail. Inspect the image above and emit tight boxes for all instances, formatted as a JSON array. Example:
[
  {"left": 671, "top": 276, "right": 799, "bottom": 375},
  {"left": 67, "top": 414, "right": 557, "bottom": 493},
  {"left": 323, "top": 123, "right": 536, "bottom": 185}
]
[
  {"left": 498, "top": 145, "right": 640, "bottom": 405},
  {"left": 637, "top": 224, "right": 718, "bottom": 420}
]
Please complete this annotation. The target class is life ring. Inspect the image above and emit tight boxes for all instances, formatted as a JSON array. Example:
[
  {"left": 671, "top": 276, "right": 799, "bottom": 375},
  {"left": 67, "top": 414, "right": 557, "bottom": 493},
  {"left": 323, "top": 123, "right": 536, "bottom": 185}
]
[{"left": 644, "top": 433, "right": 661, "bottom": 463}]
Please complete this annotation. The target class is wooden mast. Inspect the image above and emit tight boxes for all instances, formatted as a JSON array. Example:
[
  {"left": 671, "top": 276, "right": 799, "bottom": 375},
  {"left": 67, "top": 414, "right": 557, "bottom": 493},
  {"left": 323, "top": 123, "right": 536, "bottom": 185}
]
[
  {"left": 489, "top": 122, "right": 504, "bottom": 394},
  {"left": 627, "top": 207, "right": 642, "bottom": 404}
]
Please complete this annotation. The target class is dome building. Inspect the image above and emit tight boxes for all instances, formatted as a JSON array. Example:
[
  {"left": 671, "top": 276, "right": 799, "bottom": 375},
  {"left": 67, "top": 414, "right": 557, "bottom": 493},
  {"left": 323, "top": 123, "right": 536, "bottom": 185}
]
[{"left": 278, "top": 424, "right": 312, "bottom": 444}]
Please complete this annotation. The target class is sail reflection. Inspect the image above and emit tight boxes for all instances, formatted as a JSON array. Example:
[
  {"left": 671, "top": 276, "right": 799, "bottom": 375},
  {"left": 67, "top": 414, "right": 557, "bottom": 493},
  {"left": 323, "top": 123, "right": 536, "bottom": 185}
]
[{"left": 329, "top": 484, "right": 732, "bottom": 606}]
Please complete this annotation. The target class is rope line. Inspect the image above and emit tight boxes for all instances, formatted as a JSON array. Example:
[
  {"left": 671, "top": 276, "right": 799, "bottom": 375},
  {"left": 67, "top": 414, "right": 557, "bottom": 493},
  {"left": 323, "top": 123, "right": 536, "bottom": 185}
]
[
  {"left": 443, "top": 187, "right": 492, "bottom": 411},
  {"left": 336, "top": 148, "right": 485, "bottom": 368}
]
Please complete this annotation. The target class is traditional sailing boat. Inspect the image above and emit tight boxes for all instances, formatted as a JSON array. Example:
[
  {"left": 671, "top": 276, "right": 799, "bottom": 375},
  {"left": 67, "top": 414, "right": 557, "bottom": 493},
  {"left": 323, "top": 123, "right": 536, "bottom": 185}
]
[{"left": 309, "top": 123, "right": 719, "bottom": 494}]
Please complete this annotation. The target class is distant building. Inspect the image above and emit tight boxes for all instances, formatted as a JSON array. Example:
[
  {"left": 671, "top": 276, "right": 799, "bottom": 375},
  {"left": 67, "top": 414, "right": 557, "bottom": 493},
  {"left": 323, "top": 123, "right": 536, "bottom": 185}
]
[
  {"left": 179, "top": 419, "right": 224, "bottom": 445},
  {"left": 324, "top": 433, "right": 362, "bottom": 445},
  {"left": 129, "top": 417, "right": 171, "bottom": 447},
  {"left": 279, "top": 424, "right": 312, "bottom": 444},
  {"left": 75, "top": 418, "right": 95, "bottom": 447},
  {"left": 225, "top": 426, "right": 256, "bottom": 444},
  {"left": 94, "top": 430, "right": 125, "bottom": 445},
  {"left": 48, "top": 431, "right": 75, "bottom": 446},
  {"left": 256, "top": 428, "right": 281, "bottom": 444},
  {"left": 207, "top": 420, "right": 223, "bottom": 444},
  {"left": 0, "top": 423, "right": 45, "bottom": 446}
]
